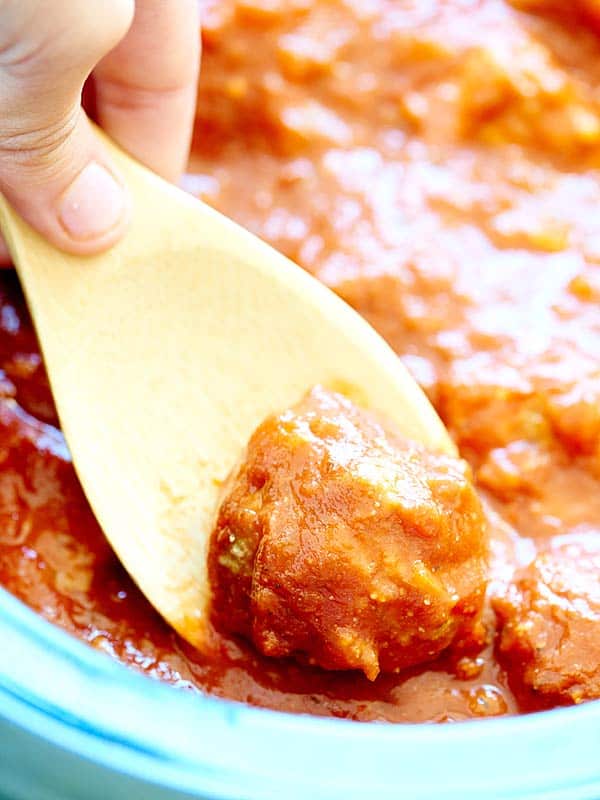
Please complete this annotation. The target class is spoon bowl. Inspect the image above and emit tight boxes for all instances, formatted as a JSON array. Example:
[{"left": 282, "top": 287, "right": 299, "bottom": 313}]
[{"left": 0, "top": 134, "right": 455, "bottom": 649}]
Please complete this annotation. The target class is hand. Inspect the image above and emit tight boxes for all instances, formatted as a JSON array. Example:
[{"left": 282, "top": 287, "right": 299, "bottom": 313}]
[{"left": 0, "top": 0, "right": 200, "bottom": 265}]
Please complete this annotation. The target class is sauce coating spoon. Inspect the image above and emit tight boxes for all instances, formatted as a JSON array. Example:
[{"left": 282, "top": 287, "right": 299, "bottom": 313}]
[{"left": 0, "top": 134, "right": 455, "bottom": 649}]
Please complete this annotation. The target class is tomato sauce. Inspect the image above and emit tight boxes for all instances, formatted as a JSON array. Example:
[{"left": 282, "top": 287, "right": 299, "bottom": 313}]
[{"left": 1, "top": 0, "right": 600, "bottom": 722}]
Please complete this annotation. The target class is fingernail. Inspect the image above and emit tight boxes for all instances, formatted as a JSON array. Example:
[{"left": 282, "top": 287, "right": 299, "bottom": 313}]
[{"left": 58, "top": 162, "right": 126, "bottom": 241}]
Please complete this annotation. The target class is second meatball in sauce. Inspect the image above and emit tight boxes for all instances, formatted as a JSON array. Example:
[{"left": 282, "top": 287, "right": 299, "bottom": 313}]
[
  {"left": 494, "top": 533, "right": 600, "bottom": 705},
  {"left": 209, "top": 386, "right": 488, "bottom": 680}
]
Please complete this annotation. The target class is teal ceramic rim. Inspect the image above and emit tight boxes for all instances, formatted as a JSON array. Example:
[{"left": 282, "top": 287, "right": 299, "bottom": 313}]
[{"left": 1, "top": 586, "right": 599, "bottom": 800}]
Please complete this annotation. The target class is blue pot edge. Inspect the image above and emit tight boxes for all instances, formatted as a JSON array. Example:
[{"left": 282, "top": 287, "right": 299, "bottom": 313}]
[{"left": 1, "top": 585, "right": 600, "bottom": 800}]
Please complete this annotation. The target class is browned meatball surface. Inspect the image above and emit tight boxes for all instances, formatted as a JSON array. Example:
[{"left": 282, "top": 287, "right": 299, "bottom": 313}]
[
  {"left": 494, "top": 533, "right": 600, "bottom": 705},
  {"left": 209, "top": 386, "right": 488, "bottom": 680}
]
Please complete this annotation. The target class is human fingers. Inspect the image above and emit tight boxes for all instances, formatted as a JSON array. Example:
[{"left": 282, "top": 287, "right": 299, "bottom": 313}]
[
  {"left": 0, "top": 0, "right": 134, "bottom": 256},
  {"left": 93, "top": 0, "right": 201, "bottom": 183}
]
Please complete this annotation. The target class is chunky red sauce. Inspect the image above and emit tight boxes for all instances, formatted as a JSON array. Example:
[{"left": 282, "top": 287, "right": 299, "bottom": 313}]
[{"left": 1, "top": 0, "right": 600, "bottom": 722}]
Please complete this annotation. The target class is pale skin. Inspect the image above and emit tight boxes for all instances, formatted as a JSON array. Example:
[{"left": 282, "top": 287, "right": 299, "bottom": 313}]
[{"left": 0, "top": 0, "right": 201, "bottom": 266}]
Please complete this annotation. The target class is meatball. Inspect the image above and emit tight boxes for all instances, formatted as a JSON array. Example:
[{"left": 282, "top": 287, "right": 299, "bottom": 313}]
[
  {"left": 209, "top": 386, "right": 488, "bottom": 680},
  {"left": 494, "top": 533, "right": 600, "bottom": 704}
]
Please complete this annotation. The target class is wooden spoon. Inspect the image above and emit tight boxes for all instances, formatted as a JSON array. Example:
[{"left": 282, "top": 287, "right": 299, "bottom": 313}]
[{"left": 0, "top": 134, "right": 455, "bottom": 649}]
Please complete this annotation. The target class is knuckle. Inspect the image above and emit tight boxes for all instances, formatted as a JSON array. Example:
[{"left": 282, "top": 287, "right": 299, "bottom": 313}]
[
  {"left": 96, "top": 78, "right": 194, "bottom": 115},
  {"left": 0, "top": 109, "right": 78, "bottom": 180}
]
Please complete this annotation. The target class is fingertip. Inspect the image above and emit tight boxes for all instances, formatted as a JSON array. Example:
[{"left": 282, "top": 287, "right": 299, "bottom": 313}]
[
  {"left": 2, "top": 160, "right": 132, "bottom": 259},
  {"left": 0, "top": 113, "right": 132, "bottom": 259}
]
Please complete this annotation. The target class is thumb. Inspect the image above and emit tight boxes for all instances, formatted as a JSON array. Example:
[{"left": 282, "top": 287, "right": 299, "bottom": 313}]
[{"left": 0, "top": 1, "right": 134, "bottom": 256}]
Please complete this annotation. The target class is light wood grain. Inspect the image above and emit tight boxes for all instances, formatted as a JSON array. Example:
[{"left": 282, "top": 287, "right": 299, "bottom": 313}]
[{"left": 0, "top": 135, "right": 455, "bottom": 649}]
